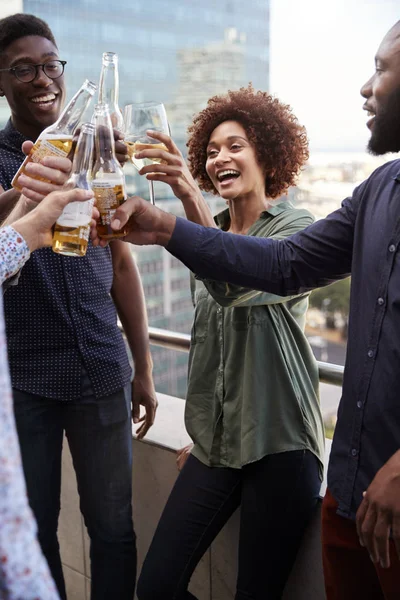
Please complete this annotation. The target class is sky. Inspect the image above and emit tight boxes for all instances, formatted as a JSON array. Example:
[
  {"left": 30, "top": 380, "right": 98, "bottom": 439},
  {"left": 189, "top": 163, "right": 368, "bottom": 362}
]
[{"left": 270, "top": 0, "right": 399, "bottom": 152}]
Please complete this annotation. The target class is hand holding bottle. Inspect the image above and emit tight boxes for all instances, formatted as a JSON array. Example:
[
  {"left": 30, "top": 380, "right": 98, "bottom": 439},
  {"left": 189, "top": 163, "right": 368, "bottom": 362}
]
[
  {"left": 114, "top": 130, "right": 129, "bottom": 166},
  {"left": 13, "top": 188, "right": 95, "bottom": 252},
  {"left": 17, "top": 140, "right": 73, "bottom": 204},
  {"left": 12, "top": 79, "right": 96, "bottom": 191}
]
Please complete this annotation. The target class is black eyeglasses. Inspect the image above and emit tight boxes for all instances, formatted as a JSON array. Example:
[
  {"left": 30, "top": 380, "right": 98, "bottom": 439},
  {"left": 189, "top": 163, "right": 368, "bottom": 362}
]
[{"left": 0, "top": 60, "right": 67, "bottom": 83}]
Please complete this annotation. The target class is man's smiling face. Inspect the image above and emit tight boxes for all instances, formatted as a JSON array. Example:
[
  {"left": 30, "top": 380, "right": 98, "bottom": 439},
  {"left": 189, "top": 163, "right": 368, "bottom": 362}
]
[
  {"left": 0, "top": 35, "right": 66, "bottom": 138},
  {"left": 361, "top": 22, "right": 400, "bottom": 155}
]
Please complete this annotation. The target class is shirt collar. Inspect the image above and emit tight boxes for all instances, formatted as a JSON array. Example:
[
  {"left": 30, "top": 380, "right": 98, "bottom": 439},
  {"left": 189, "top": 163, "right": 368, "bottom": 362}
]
[
  {"left": 214, "top": 199, "right": 293, "bottom": 230},
  {"left": 4, "top": 118, "right": 29, "bottom": 150}
]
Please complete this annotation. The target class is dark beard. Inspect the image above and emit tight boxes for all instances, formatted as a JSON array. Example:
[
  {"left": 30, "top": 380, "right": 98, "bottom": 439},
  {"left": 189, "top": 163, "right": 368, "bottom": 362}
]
[{"left": 368, "top": 86, "right": 400, "bottom": 155}]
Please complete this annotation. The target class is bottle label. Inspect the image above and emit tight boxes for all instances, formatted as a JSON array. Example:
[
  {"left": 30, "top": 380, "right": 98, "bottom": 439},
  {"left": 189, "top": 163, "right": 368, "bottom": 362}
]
[
  {"left": 91, "top": 181, "right": 126, "bottom": 225},
  {"left": 56, "top": 198, "right": 94, "bottom": 228},
  {"left": 55, "top": 223, "right": 90, "bottom": 241},
  {"left": 11, "top": 136, "right": 73, "bottom": 190},
  {"left": 31, "top": 138, "right": 73, "bottom": 162}
]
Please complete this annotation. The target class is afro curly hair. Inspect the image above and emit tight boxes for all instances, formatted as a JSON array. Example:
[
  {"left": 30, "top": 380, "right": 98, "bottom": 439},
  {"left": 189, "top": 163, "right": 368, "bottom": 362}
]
[{"left": 187, "top": 84, "right": 309, "bottom": 199}]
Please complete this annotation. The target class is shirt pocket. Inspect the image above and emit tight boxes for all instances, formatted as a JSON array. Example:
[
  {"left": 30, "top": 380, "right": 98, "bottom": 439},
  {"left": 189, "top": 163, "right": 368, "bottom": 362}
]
[
  {"left": 231, "top": 306, "right": 269, "bottom": 331},
  {"left": 191, "top": 288, "right": 210, "bottom": 343}
]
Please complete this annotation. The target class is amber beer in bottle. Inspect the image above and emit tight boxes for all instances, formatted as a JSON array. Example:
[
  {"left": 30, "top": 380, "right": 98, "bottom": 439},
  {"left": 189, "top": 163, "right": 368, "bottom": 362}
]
[
  {"left": 98, "top": 52, "right": 124, "bottom": 131},
  {"left": 12, "top": 79, "right": 97, "bottom": 191},
  {"left": 52, "top": 123, "right": 95, "bottom": 257},
  {"left": 91, "top": 103, "right": 127, "bottom": 239}
]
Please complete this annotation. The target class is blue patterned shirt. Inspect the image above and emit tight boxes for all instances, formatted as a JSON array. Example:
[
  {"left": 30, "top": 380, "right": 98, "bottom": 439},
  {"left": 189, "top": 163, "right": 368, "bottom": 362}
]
[{"left": 0, "top": 120, "right": 132, "bottom": 400}]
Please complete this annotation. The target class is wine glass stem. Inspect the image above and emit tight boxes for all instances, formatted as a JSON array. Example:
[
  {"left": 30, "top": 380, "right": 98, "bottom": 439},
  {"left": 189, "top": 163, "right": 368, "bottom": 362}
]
[{"left": 148, "top": 180, "right": 155, "bottom": 206}]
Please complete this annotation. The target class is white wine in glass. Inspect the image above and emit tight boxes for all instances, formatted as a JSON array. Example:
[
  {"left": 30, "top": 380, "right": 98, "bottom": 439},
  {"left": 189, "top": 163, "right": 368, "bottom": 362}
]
[{"left": 123, "top": 102, "right": 169, "bottom": 205}]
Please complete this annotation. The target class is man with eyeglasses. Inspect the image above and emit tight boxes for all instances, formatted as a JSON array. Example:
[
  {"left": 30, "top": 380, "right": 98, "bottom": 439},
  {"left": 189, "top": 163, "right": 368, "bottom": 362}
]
[
  {"left": 0, "top": 13, "right": 156, "bottom": 600},
  {"left": 0, "top": 59, "right": 67, "bottom": 84}
]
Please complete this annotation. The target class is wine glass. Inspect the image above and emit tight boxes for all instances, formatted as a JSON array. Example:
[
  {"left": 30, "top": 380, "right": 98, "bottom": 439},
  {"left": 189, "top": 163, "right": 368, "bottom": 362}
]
[{"left": 123, "top": 102, "right": 169, "bottom": 205}]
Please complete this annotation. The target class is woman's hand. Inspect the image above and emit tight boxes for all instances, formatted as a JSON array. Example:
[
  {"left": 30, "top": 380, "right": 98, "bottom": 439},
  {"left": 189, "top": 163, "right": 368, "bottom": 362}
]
[
  {"left": 176, "top": 443, "right": 193, "bottom": 471},
  {"left": 135, "top": 130, "right": 203, "bottom": 205}
]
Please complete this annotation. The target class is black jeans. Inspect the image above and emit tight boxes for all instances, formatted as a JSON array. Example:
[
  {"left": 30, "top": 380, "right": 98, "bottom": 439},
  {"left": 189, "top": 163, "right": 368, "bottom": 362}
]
[
  {"left": 137, "top": 449, "right": 320, "bottom": 600},
  {"left": 13, "top": 381, "right": 136, "bottom": 600}
]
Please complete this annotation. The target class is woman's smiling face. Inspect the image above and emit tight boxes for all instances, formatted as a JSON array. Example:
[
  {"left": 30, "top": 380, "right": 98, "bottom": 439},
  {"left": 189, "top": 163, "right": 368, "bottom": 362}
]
[{"left": 205, "top": 120, "right": 265, "bottom": 200}]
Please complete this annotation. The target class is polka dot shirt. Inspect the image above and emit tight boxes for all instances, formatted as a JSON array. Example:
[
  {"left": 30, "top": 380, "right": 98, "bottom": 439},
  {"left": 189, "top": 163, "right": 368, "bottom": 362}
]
[
  {"left": 0, "top": 120, "right": 132, "bottom": 400},
  {"left": 0, "top": 226, "right": 59, "bottom": 599}
]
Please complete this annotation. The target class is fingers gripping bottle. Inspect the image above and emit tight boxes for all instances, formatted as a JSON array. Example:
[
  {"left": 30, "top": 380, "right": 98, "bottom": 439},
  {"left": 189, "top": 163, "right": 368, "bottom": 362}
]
[
  {"left": 12, "top": 79, "right": 97, "bottom": 190},
  {"left": 91, "top": 103, "right": 127, "bottom": 239},
  {"left": 98, "top": 52, "right": 124, "bottom": 131},
  {"left": 52, "top": 123, "right": 95, "bottom": 257}
]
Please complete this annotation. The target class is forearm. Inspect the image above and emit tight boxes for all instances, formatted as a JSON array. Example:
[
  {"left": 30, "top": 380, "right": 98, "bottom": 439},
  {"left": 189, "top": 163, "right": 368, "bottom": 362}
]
[
  {"left": 202, "top": 213, "right": 316, "bottom": 306},
  {"left": 0, "top": 226, "right": 31, "bottom": 285},
  {"left": 2, "top": 194, "right": 37, "bottom": 226},
  {"left": 0, "top": 188, "right": 22, "bottom": 224},
  {"left": 180, "top": 191, "right": 217, "bottom": 228},
  {"left": 166, "top": 209, "right": 354, "bottom": 295},
  {"left": 111, "top": 243, "right": 153, "bottom": 374}
]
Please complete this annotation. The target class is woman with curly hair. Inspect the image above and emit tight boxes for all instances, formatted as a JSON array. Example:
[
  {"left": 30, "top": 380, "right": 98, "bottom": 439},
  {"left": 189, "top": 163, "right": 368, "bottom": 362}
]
[{"left": 135, "top": 85, "right": 325, "bottom": 600}]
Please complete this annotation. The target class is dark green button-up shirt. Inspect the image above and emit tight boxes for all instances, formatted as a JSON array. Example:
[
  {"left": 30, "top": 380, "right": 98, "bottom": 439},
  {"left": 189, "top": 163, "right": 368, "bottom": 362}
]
[{"left": 186, "top": 201, "right": 325, "bottom": 478}]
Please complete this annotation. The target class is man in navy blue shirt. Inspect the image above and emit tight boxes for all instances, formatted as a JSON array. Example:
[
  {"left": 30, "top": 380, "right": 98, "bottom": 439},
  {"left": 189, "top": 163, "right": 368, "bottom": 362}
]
[
  {"left": 0, "top": 13, "right": 157, "bottom": 600},
  {"left": 98, "top": 20, "right": 400, "bottom": 600}
]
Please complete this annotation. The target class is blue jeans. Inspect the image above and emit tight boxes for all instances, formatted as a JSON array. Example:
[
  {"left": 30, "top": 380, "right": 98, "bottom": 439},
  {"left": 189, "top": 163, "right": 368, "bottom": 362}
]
[
  {"left": 137, "top": 450, "right": 320, "bottom": 600},
  {"left": 13, "top": 379, "right": 136, "bottom": 600}
]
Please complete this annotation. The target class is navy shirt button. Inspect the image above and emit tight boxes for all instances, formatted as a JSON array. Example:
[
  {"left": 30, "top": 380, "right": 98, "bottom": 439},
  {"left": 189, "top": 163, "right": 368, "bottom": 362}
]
[
  {"left": 351, "top": 449, "right": 358, "bottom": 457},
  {"left": 389, "top": 244, "right": 396, "bottom": 253},
  {"left": 357, "top": 401, "right": 362, "bottom": 408},
  {"left": 377, "top": 297, "right": 384, "bottom": 305},
  {"left": 367, "top": 350, "right": 374, "bottom": 358}
]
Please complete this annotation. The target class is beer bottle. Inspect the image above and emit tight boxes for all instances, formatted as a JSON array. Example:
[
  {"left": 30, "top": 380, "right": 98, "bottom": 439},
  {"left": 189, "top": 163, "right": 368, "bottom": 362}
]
[
  {"left": 12, "top": 79, "right": 97, "bottom": 191},
  {"left": 52, "top": 123, "right": 95, "bottom": 257},
  {"left": 98, "top": 52, "right": 124, "bottom": 131},
  {"left": 91, "top": 103, "right": 127, "bottom": 239}
]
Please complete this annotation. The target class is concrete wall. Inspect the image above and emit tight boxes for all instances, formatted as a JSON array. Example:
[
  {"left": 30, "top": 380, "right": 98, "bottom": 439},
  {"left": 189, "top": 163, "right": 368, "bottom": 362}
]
[{"left": 59, "top": 393, "right": 330, "bottom": 599}]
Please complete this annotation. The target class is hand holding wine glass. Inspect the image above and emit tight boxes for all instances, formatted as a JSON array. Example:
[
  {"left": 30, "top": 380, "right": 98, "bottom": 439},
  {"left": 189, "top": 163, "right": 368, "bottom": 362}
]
[
  {"left": 123, "top": 102, "right": 169, "bottom": 205},
  {"left": 132, "top": 129, "right": 204, "bottom": 206}
]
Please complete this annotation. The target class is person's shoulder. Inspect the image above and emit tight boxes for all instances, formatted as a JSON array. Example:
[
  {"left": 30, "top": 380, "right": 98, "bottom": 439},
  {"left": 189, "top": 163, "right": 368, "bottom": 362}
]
[
  {"left": 0, "top": 126, "right": 10, "bottom": 148},
  {"left": 272, "top": 201, "right": 315, "bottom": 225},
  {"left": 351, "top": 158, "right": 400, "bottom": 202},
  {"left": 0, "top": 122, "right": 21, "bottom": 155},
  {"left": 368, "top": 157, "right": 400, "bottom": 181}
]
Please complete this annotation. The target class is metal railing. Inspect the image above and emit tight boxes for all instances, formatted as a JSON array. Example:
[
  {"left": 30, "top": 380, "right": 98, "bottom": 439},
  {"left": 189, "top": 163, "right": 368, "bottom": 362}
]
[{"left": 148, "top": 327, "right": 344, "bottom": 387}]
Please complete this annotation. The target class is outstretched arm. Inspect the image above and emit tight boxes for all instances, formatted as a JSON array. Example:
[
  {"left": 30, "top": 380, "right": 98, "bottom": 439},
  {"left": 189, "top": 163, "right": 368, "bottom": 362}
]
[{"left": 92, "top": 187, "right": 358, "bottom": 296}]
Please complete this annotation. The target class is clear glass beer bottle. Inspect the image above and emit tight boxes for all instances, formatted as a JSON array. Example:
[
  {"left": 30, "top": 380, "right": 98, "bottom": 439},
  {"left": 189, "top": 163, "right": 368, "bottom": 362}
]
[
  {"left": 52, "top": 123, "right": 95, "bottom": 257},
  {"left": 91, "top": 103, "right": 127, "bottom": 239},
  {"left": 12, "top": 79, "right": 97, "bottom": 190},
  {"left": 98, "top": 52, "right": 124, "bottom": 131}
]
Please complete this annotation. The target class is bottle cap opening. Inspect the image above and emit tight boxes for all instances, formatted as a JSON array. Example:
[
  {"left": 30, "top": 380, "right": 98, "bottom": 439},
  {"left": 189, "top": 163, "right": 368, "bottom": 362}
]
[
  {"left": 82, "top": 79, "right": 97, "bottom": 95},
  {"left": 81, "top": 122, "right": 95, "bottom": 133},
  {"left": 102, "top": 52, "right": 118, "bottom": 63}
]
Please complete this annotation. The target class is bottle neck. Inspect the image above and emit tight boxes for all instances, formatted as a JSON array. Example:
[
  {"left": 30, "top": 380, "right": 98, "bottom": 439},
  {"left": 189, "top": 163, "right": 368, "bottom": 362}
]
[
  {"left": 71, "top": 131, "right": 94, "bottom": 176},
  {"left": 98, "top": 63, "right": 123, "bottom": 129},
  {"left": 99, "top": 64, "right": 119, "bottom": 106},
  {"left": 46, "top": 83, "right": 95, "bottom": 137},
  {"left": 93, "top": 111, "right": 121, "bottom": 173}
]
